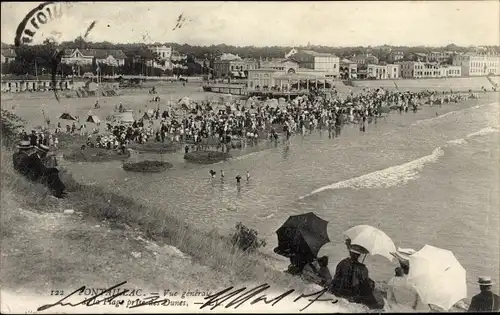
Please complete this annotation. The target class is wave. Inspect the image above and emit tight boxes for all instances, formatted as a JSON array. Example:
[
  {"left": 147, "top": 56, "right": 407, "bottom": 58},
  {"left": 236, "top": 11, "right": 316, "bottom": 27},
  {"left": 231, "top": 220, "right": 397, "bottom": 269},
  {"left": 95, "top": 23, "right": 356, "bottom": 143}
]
[
  {"left": 466, "top": 127, "right": 499, "bottom": 138},
  {"left": 412, "top": 110, "right": 460, "bottom": 126},
  {"left": 412, "top": 101, "right": 496, "bottom": 126},
  {"left": 446, "top": 126, "right": 499, "bottom": 146},
  {"left": 447, "top": 138, "right": 468, "bottom": 145},
  {"left": 299, "top": 147, "right": 444, "bottom": 199},
  {"left": 259, "top": 213, "right": 275, "bottom": 219}
]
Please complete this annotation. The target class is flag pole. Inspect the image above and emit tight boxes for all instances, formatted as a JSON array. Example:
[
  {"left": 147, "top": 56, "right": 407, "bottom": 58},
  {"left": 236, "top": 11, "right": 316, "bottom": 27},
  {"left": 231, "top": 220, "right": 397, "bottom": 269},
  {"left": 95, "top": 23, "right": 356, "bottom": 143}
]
[{"left": 96, "top": 63, "right": 100, "bottom": 103}]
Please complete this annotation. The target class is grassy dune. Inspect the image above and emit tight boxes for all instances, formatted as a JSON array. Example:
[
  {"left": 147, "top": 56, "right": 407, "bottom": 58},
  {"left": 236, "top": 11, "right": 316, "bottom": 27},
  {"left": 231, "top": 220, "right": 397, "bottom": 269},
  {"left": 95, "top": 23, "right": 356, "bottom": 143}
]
[
  {"left": 0, "top": 148, "right": 344, "bottom": 300},
  {"left": 2, "top": 151, "right": 470, "bottom": 312}
]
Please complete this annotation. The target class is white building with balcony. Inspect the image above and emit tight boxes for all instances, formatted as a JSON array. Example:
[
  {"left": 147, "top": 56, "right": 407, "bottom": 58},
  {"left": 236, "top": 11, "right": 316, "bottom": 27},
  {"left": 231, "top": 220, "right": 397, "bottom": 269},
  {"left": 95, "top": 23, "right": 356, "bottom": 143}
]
[
  {"left": 147, "top": 45, "right": 172, "bottom": 60},
  {"left": 452, "top": 53, "right": 500, "bottom": 76}
]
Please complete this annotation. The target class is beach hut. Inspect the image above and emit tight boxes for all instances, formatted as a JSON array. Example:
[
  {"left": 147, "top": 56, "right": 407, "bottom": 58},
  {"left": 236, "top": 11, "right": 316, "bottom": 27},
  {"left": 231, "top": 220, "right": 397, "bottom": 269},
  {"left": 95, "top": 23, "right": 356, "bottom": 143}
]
[
  {"left": 180, "top": 103, "right": 191, "bottom": 111},
  {"left": 142, "top": 111, "right": 153, "bottom": 120},
  {"left": 178, "top": 96, "right": 191, "bottom": 107},
  {"left": 265, "top": 99, "right": 279, "bottom": 108},
  {"left": 113, "top": 110, "right": 134, "bottom": 124},
  {"left": 86, "top": 115, "right": 101, "bottom": 124},
  {"left": 59, "top": 112, "right": 77, "bottom": 121}
]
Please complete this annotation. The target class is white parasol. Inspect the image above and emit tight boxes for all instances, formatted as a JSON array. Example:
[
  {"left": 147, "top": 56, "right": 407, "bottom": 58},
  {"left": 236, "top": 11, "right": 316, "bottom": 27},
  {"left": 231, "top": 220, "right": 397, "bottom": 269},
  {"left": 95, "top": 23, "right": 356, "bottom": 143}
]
[
  {"left": 343, "top": 225, "right": 396, "bottom": 262},
  {"left": 407, "top": 244, "right": 467, "bottom": 311}
]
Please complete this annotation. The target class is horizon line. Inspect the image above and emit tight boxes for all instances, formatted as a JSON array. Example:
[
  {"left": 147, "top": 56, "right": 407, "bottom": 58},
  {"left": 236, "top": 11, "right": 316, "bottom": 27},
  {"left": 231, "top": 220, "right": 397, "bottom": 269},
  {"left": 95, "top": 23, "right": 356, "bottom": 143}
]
[{"left": 2, "top": 41, "right": 499, "bottom": 49}]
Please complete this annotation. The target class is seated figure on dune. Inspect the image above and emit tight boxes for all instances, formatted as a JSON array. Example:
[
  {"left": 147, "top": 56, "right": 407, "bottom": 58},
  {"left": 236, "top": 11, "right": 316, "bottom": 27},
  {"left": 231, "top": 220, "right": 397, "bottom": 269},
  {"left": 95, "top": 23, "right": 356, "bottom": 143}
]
[
  {"left": 36, "top": 144, "right": 66, "bottom": 198},
  {"left": 329, "top": 239, "right": 384, "bottom": 310},
  {"left": 17, "top": 143, "right": 66, "bottom": 199},
  {"left": 12, "top": 141, "right": 33, "bottom": 177},
  {"left": 387, "top": 248, "right": 429, "bottom": 311}
]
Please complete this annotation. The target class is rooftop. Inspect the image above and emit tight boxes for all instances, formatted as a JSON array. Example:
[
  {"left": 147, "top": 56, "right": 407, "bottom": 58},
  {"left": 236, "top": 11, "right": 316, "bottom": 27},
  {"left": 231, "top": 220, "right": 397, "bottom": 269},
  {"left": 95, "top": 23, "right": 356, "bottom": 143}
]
[
  {"left": 220, "top": 53, "right": 241, "bottom": 61},
  {"left": 260, "top": 58, "right": 298, "bottom": 64},
  {"left": 274, "top": 73, "right": 330, "bottom": 80},
  {"left": 1, "top": 74, "right": 66, "bottom": 81},
  {"left": 247, "top": 68, "right": 280, "bottom": 72},
  {"left": 340, "top": 58, "right": 355, "bottom": 64},
  {"left": 63, "top": 48, "right": 127, "bottom": 59},
  {"left": 1, "top": 48, "right": 17, "bottom": 58},
  {"left": 301, "top": 50, "right": 337, "bottom": 57}
]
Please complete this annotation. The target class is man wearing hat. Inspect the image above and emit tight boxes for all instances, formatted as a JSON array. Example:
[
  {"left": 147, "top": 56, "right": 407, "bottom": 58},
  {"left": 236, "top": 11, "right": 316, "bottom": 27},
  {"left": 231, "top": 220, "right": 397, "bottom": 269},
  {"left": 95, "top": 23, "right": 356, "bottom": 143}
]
[
  {"left": 12, "top": 140, "right": 33, "bottom": 176},
  {"left": 468, "top": 276, "right": 500, "bottom": 312},
  {"left": 37, "top": 144, "right": 57, "bottom": 168},
  {"left": 29, "top": 130, "right": 38, "bottom": 147},
  {"left": 21, "top": 143, "right": 50, "bottom": 182}
]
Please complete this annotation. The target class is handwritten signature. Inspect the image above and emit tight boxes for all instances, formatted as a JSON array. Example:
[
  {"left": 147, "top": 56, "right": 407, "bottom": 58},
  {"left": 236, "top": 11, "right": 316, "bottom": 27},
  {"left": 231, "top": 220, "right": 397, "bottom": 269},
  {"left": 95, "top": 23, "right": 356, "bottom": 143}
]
[
  {"left": 37, "top": 281, "right": 128, "bottom": 311},
  {"left": 37, "top": 281, "right": 338, "bottom": 312},
  {"left": 196, "top": 283, "right": 338, "bottom": 312}
]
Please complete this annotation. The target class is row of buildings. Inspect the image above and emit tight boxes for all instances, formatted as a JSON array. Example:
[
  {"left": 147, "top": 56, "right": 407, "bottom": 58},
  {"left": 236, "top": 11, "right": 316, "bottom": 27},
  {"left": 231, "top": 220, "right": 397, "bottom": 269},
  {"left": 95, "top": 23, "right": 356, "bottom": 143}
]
[
  {"left": 1, "top": 45, "right": 188, "bottom": 71},
  {"left": 214, "top": 50, "right": 341, "bottom": 80},
  {"left": 2, "top": 46, "right": 499, "bottom": 81},
  {"left": 212, "top": 48, "right": 500, "bottom": 82}
]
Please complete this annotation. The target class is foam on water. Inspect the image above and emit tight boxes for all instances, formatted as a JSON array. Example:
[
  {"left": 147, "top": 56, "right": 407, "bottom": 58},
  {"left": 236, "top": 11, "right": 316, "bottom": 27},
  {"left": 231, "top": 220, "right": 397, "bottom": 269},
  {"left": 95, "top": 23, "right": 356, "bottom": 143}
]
[
  {"left": 466, "top": 127, "right": 499, "bottom": 138},
  {"left": 447, "top": 138, "right": 468, "bottom": 145},
  {"left": 299, "top": 147, "right": 445, "bottom": 199},
  {"left": 411, "top": 101, "right": 496, "bottom": 126},
  {"left": 259, "top": 213, "right": 275, "bottom": 219},
  {"left": 412, "top": 109, "right": 461, "bottom": 126}
]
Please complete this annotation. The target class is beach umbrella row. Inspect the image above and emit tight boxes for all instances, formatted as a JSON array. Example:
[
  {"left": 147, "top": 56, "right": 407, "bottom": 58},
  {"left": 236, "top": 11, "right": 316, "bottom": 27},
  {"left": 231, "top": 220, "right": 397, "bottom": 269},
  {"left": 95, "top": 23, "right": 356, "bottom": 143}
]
[
  {"left": 342, "top": 225, "right": 466, "bottom": 310},
  {"left": 273, "top": 215, "right": 467, "bottom": 311}
]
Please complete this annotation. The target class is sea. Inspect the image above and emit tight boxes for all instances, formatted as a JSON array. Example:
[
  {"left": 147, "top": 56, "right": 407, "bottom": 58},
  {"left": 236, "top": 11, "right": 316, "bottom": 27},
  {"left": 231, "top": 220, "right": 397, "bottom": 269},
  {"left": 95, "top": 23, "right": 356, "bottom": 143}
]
[{"left": 62, "top": 93, "right": 500, "bottom": 297}]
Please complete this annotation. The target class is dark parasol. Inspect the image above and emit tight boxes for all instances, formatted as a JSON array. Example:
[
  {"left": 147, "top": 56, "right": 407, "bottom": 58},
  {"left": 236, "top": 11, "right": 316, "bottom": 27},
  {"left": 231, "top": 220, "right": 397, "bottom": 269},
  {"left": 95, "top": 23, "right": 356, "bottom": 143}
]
[{"left": 274, "top": 212, "right": 330, "bottom": 263}]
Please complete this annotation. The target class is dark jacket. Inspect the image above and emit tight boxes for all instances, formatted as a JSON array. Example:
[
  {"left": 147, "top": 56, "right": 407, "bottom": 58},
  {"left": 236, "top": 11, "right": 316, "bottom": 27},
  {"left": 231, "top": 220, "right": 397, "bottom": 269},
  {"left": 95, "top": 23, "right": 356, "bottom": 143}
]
[
  {"left": 468, "top": 291, "right": 500, "bottom": 312},
  {"left": 330, "top": 257, "right": 369, "bottom": 298},
  {"left": 41, "top": 155, "right": 58, "bottom": 168},
  {"left": 24, "top": 154, "right": 46, "bottom": 181},
  {"left": 330, "top": 257, "right": 384, "bottom": 309},
  {"left": 12, "top": 151, "right": 30, "bottom": 175}
]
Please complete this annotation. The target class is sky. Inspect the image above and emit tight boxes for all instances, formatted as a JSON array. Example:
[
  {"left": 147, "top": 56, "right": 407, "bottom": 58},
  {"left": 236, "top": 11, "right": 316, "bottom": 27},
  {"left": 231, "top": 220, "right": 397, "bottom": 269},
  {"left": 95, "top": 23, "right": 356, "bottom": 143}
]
[{"left": 1, "top": 1, "right": 499, "bottom": 47}]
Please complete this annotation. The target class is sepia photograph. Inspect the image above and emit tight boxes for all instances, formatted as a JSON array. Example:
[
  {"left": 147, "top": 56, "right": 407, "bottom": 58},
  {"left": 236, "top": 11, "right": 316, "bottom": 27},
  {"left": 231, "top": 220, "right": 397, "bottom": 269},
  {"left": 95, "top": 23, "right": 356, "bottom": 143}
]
[{"left": 1, "top": 1, "right": 499, "bottom": 313}]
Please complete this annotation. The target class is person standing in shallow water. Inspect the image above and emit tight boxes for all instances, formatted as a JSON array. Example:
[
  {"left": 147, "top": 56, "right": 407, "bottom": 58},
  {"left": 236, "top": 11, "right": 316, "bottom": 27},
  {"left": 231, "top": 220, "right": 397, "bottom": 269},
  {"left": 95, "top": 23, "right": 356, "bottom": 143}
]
[
  {"left": 209, "top": 169, "right": 216, "bottom": 180},
  {"left": 235, "top": 174, "right": 241, "bottom": 185},
  {"left": 246, "top": 170, "right": 250, "bottom": 183},
  {"left": 220, "top": 170, "right": 224, "bottom": 182},
  {"left": 468, "top": 276, "right": 500, "bottom": 312}
]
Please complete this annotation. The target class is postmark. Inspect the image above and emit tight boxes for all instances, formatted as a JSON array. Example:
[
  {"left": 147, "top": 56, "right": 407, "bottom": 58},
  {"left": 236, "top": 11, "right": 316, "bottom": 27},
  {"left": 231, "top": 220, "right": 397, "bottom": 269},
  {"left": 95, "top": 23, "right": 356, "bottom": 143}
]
[
  {"left": 13, "top": 1, "right": 87, "bottom": 102},
  {"left": 14, "top": 1, "right": 70, "bottom": 46}
]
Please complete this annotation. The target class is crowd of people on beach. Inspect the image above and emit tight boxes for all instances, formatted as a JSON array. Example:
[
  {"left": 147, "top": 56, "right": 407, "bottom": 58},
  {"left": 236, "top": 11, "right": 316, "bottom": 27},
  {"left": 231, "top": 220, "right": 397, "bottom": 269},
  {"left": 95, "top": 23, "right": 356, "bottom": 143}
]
[
  {"left": 11, "top": 85, "right": 482, "bottom": 202},
  {"left": 25, "top": 85, "right": 480, "bottom": 161},
  {"left": 116, "top": 86, "right": 478, "bottom": 153}
]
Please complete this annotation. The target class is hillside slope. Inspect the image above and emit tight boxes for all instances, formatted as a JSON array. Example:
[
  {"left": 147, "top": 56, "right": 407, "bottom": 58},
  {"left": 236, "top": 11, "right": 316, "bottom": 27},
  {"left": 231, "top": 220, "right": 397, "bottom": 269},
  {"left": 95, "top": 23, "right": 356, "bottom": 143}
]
[{"left": 0, "top": 148, "right": 369, "bottom": 313}]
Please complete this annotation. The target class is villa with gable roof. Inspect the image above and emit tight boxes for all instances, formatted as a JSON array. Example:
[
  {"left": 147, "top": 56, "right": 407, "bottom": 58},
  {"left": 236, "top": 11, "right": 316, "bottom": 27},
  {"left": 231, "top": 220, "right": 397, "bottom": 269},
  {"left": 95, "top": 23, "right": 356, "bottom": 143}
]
[{"left": 61, "top": 48, "right": 126, "bottom": 66}]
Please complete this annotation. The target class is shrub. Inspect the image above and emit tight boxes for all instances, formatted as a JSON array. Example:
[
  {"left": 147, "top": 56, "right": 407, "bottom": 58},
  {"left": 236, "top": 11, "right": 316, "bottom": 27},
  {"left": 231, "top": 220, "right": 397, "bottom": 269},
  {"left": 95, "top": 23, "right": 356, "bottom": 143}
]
[
  {"left": 1, "top": 109, "right": 25, "bottom": 147},
  {"left": 230, "top": 222, "right": 266, "bottom": 253}
]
